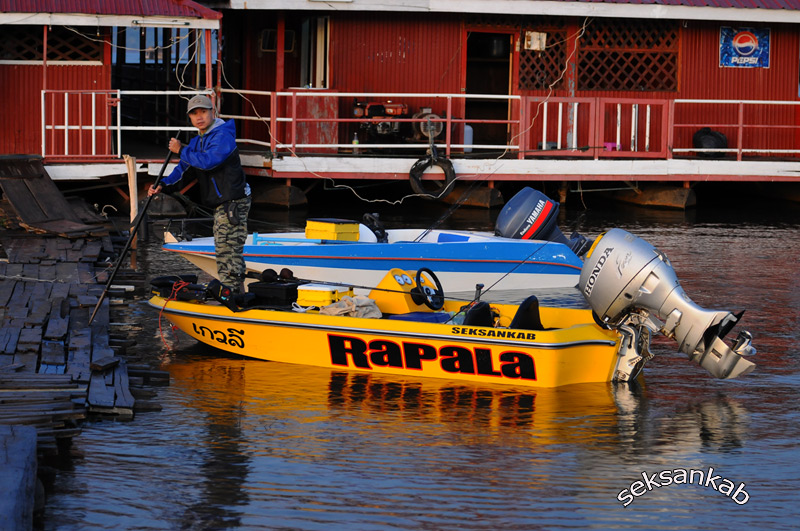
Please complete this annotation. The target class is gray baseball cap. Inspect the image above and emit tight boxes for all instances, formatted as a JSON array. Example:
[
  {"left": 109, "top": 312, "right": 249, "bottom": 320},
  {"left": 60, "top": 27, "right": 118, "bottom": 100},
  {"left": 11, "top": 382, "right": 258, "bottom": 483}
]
[{"left": 187, "top": 95, "right": 214, "bottom": 113}]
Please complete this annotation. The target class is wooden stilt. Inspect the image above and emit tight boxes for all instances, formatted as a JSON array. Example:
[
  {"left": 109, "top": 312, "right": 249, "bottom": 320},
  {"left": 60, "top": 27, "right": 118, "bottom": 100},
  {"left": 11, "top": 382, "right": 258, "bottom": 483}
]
[{"left": 124, "top": 155, "right": 138, "bottom": 268}]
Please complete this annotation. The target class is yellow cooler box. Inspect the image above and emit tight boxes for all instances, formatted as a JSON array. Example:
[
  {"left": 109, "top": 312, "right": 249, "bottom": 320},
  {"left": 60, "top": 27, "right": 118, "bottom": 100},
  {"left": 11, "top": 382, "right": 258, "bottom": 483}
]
[
  {"left": 297, "top": 284, "right": 354, "bottom": 306},
  {"left": 305, "top": 218, "right": 360, "bottom": 241}
]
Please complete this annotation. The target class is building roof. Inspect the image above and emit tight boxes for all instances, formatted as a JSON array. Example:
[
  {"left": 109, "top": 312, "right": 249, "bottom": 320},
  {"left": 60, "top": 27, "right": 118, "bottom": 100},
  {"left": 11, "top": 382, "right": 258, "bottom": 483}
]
[
  {"left": 0, "top": 0, "right": 221, "bottom": 29},
  {"left": 228, "top": 0, "right": 800, "bottom": 23},
  {"left": 554, "top": 0, "right": 800, "bottom": 7}
]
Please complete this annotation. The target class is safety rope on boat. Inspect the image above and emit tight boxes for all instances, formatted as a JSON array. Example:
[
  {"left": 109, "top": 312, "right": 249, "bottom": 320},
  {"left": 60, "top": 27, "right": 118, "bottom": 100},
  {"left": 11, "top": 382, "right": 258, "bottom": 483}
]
[{"left": 158, "top": 280, "right": 191, "bottom": 349}]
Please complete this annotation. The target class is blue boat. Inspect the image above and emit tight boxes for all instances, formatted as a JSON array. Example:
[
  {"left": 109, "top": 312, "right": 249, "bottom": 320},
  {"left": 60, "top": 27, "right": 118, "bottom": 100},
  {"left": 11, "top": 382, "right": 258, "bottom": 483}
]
[{"left": 162, "top": 188, "right": 591, "bottom": 293}]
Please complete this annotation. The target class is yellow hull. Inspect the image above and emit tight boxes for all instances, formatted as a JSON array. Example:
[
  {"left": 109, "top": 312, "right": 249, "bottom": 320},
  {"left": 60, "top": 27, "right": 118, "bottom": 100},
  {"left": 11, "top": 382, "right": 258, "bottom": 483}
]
[{"left": 150, "top": 295, "right": 622, "bottom": 388}]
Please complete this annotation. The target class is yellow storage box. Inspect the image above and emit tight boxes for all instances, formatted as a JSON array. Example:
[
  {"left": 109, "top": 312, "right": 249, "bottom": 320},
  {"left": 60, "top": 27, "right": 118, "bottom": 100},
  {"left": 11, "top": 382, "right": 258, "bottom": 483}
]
[
  {"left": 305, "top": 218, "right": 360, "bottom": 241},
  {"left": 297, "top": 284, "right": 354, "bottom": 306}
]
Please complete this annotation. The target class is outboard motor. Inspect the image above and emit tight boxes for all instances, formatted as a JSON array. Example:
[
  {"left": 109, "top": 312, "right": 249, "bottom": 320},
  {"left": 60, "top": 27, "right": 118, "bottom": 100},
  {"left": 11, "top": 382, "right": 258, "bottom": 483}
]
[
  {"left": 494, "top": 187, "right": 591, "bottom": 256},
  {"left": 579, "top": 228, "right": 756, "bottom": 381}
]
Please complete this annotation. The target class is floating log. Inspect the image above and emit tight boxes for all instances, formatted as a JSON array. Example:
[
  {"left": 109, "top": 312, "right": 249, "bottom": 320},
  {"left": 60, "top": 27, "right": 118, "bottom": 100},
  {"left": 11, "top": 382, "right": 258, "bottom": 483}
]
[
  {"left": 113, "top": 360, "right": 135, "bottom": 409},
  {"left": 0, "top": 425, "right": 37, "bottom": 531},
  {"left": 133, "top": 400, "right": 163, "bottom": 412},
  {"left": 130, "top": 388, "right": 157, "bottom": 399},
  {"left": 127, "top": 367, "right": 170, "bottom": 383},
  {"left": 441, "top": 183, "right": 505, "bottom": 208},
  {"left": 89, "top": 356, "right": 120, "bottom": 372},
  {"left": 606, "top": 185, "right": 697, "bottom": 210}
]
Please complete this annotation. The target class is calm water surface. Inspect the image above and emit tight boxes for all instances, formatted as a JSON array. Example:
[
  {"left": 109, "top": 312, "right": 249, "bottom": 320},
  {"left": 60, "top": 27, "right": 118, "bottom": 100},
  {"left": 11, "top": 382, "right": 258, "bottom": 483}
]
[{"left": 41, "top": 197, "right": 800, "bottom": 530}]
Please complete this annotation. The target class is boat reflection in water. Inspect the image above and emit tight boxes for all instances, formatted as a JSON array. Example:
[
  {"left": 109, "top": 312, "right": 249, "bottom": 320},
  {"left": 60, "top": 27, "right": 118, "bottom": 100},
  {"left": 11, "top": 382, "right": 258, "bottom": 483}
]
[
  {"left": 167, "top": 354, "right": 634, "bottom": 443},
  {"left": 161, "top": 352, "right": 756, "bottom": 530}
]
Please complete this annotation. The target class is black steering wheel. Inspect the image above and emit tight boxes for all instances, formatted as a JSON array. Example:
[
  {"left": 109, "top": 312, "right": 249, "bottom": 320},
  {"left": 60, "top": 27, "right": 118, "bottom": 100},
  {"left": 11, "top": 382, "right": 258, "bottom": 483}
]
[{"left": 412, "top": 267, "right": 445, "bottom": 310}]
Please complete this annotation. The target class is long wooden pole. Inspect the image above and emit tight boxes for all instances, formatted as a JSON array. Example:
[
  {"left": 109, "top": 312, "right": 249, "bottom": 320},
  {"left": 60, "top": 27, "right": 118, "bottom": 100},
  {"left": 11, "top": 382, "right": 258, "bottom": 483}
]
[{"left": 89, "top": 143, "right": 177, "bottom": 324}]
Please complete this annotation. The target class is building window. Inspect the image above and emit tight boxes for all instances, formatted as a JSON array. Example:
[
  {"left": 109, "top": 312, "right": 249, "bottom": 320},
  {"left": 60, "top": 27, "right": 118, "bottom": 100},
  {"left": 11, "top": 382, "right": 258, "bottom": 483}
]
[
  {"left": 578, "top": 19, "right": 679, "bottom": 91},
  {"left": 300, "top": 16, "right": 329, "bottom": 89},
  {"left": 259, "top": 29, "right": 296, "bottom": 53}
]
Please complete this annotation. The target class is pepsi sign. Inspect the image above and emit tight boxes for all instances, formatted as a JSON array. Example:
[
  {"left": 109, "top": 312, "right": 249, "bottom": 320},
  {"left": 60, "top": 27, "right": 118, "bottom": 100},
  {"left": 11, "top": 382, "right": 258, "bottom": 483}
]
[{"left": 720, "top": 27, "right": 770, "bottom": 68}]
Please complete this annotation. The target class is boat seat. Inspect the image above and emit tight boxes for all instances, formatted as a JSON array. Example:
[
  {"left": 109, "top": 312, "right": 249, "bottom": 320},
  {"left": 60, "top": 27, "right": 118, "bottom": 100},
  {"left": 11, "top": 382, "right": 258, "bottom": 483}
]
[
  {"left": 387, "top": 312, "right": 452, "bottom": 323},
  {"left": 509, "top": 295, "right": 546, "bottom": 331},
  {"left": 437, "top": 233, "right": 470, "bottom": 243},
  {"left": 462, "top": 301, "right": 494, "bottom": 327}
]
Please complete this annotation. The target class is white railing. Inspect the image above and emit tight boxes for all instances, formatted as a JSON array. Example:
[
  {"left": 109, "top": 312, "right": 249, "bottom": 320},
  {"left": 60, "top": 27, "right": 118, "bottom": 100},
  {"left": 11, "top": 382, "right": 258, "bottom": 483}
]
[
  {"left": 40, "top": 89, "right": 800, "bottom": 162},
  {"left": 41, "top": 89, "right": 210, "bottom": 160}
]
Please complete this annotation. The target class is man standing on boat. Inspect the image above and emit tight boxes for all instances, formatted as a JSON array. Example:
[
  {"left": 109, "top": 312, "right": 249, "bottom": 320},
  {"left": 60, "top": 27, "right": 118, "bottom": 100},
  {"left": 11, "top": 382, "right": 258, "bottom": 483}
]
[{"left": 148, "top": 94, "right": 252, "bottom": 292}]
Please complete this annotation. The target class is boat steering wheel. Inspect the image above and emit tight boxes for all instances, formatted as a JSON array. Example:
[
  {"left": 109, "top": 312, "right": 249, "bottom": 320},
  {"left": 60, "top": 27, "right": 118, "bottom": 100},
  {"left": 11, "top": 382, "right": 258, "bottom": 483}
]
[{"left": 414, "top": 267, "right": 445, "bottom": 310}]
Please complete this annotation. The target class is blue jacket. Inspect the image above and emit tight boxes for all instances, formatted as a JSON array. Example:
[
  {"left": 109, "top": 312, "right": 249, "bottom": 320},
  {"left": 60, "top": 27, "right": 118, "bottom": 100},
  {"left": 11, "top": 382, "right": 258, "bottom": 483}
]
[{"left": 162, "top": 119, "right": 249, "bottom": 207}]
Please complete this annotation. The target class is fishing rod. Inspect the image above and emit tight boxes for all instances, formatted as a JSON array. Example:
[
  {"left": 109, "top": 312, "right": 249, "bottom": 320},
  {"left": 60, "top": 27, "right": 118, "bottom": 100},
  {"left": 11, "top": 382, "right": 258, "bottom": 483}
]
[{"left": 89, "top": 132, "right": 181, "bottom": 325}]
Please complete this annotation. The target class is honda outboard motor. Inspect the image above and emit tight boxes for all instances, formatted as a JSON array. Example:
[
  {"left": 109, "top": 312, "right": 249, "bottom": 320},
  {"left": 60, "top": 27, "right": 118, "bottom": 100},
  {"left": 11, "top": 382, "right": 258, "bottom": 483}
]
[
  {"left": 579, "top": 228, "right": 756, "bottom": 380},
  {"left": 494, "top": 187, "right": 591, "bottom": 256}
]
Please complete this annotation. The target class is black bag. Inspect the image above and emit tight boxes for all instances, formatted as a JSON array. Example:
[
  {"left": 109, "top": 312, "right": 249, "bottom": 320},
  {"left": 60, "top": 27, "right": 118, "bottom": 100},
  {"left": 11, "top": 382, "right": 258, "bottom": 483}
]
[{"left": 225, "top": 200, "right": 241, "bottom": 225}]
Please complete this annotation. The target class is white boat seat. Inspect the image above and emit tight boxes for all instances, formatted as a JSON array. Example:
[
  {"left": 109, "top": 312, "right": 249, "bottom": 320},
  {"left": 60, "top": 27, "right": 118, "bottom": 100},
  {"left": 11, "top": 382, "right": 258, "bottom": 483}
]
[{"left": 358, "top": 223, "right": 379, "bottom": 243}]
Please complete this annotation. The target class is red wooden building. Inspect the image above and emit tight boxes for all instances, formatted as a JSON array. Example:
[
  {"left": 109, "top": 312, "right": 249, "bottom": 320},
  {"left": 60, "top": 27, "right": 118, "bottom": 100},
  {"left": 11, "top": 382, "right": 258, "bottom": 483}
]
[
  {"left": 208, "top": 0, "right": 800, "bottom": 206},
  {"left": 3, "top": 0, "right": 800, "bottom": 207},
  {"left": 0, "top": 0, "right": 220, "bottom": 176}
]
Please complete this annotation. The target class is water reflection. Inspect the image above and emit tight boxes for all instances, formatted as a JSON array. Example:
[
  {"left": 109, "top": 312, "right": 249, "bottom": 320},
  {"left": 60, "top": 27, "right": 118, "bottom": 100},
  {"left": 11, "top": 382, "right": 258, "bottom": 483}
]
[
  {"left": 169, "top": 361, "right": 250, "bottom": 529},
  {"left": 325, "top": 371, "right": 625, "bottom": 444},
  {"left": 156, "top": 353, "right": 769, "bottom": 529},
  {"left": 40, "top": 201, "right": 800, "bottom": 530}
]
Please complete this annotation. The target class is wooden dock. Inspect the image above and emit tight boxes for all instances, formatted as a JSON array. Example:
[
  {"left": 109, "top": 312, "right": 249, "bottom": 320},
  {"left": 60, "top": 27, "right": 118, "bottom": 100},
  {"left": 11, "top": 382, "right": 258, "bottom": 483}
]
[
  {"left": 0, "top": 231, "right": 164, "bottom": 523},
  {"left": 0, "top": 156, "right": 174, "bottom": 524}
]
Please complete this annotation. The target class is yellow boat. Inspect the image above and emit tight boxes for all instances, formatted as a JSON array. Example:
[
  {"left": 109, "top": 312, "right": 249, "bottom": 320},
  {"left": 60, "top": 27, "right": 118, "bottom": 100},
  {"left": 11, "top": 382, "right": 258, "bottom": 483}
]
[
  {"left": 149, "top": 229, "right": 757, "bottom": 388},
  {"left": 150, "top": 268, "right": 624, "bottom": 388}
]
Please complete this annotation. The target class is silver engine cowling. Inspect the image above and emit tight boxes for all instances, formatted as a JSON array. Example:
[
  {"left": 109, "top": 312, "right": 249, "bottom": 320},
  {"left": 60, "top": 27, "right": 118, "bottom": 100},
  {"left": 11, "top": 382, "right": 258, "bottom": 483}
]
[{"left": 579, "top": 228, "right": 756, "bottom": 380}]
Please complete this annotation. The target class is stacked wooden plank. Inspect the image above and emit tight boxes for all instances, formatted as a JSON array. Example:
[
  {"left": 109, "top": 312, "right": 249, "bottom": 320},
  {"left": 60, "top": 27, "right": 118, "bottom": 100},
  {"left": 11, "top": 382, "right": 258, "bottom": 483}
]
[
  {"left": 0, "top": 234, "right": 153, "bottom": 434},
  {"left": 0, "top": 159, "right": 169, "bottom": 525},
  {"left": 0, "top": 373, "right": 87, "bottom": 455}
]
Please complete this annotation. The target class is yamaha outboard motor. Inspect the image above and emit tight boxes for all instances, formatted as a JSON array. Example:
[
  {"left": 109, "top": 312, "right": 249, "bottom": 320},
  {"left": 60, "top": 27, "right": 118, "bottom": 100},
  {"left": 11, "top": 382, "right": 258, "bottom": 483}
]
[
  {"left": 495, "top": 187, "right": 591, "bottom": 256},
  {"left": 579, "top": 228, "right": 756, "bottom": 380}
]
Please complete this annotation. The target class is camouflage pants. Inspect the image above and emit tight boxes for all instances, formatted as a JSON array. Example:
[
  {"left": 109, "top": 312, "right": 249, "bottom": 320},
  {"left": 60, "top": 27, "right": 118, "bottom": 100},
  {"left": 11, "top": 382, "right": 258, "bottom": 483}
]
[{"left": 213, "top": 195, "right": 251, "bottom": 291}]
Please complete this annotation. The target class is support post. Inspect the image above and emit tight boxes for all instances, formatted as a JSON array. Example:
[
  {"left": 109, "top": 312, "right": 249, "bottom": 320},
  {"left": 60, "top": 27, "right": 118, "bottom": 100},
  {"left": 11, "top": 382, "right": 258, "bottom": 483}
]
[{"left": 124, "top": 155, "right": 138, "bottom": 267}]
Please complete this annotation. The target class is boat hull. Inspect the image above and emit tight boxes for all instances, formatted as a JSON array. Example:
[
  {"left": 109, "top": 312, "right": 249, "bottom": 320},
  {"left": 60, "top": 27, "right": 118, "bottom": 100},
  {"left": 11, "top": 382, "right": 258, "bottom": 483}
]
[
  {"left": 163, "top": 230, "right": 583, "bottom": 292},
  {"left": 150, "top": 296, "right": 621, "bottom": 388}
]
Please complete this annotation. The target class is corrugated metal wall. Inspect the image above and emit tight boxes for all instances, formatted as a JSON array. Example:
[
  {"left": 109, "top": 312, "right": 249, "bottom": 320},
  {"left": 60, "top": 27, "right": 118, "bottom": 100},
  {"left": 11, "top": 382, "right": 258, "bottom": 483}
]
[
  {"left": 2, "top": 54, "right": 111, "bottom": 156},
  {"left": 2, "top": 64, "right": 44, "bottom": 155},
  {"left": 230, "top": 12, "right": 800, "bottom": 155},
  {"left": 236, "top": 12, "right": 464, "bottom": 147},
  {"left": 681, "top": 21, "right": 798, "bottom": 100},
  {"left": 330, "top": 13, "right": 463, "bottom": 147},
  {"left": 42, "top": 65, "right": 115, "bottom": 158},
  {"left": 331, "top": 13, "right": 462, "bottom": 95},
  {"left": 239, "top": 11, "right": 302, "bottom": 142},
  {"left": 677, "top": 21, "right": 800, "bottom": 151}
]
